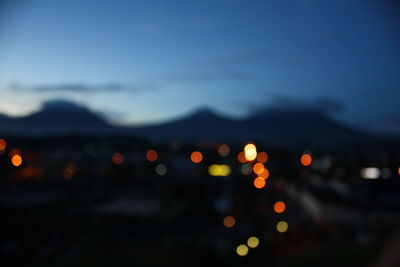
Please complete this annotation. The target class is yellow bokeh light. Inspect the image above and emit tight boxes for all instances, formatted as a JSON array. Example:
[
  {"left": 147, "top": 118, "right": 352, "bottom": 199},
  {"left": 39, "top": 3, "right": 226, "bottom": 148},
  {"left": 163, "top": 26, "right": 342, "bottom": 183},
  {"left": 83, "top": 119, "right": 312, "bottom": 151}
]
[
  {"left": 247, "top": 236, "right": 259, "bottom": 248},
  {"left": 209, "top": 164, "right": 231, "bottom": 176},
  {"left": 236, "top": 244, "right": 249, "bottom": 256},
  {"left": 244, "top": 144, "right": 257, "bottom": 161},
  {"left": 11, "top": 154, "right": 23, "bottom": 167},
  {"left": 277, "top": 221, "right": 288, "bottom": 233}
]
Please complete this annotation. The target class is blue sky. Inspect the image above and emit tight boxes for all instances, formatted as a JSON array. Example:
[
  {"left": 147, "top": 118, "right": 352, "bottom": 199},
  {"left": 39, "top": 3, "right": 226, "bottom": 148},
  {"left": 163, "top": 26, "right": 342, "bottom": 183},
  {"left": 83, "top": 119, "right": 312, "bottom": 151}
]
[{"left": 0, "top": 0, "right": 400, "bottom": 133}]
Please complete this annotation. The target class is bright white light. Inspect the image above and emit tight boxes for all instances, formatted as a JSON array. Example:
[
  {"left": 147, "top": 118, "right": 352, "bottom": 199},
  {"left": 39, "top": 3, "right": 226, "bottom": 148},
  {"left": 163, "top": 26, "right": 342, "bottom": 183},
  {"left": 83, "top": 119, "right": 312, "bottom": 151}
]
[{"left": 360, "top": 168, "right": 380, "bottom": 179}]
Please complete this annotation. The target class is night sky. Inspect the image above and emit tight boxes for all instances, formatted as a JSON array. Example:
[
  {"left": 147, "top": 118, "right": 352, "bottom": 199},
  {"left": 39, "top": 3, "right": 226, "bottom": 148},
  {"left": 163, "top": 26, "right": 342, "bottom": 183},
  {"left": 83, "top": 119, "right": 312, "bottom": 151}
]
[{"left": 0, "top": 0, "right": 399, "bottom": 133}]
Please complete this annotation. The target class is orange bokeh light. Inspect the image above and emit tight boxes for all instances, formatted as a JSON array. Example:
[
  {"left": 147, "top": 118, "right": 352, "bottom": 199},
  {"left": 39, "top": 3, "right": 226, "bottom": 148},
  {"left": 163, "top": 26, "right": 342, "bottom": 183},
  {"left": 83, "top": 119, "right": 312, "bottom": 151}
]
[
  {"left": 254, "top": 177, "right": 266, "bottom": 189},
  {"left": 237, "top": 152, "right": 247, "bottom": 163},
  {"left": 257, "top": 152, "right": 268, "bottom": 163},
  {"left": 11, "top": 154, "right": 23, "bottom": 167},
  {"left": 146, "top": 149, "right": 158, "bottom": 162},
  {"left": 223, "top": 216, "right": 235, "bottom": 228},
  {"left": 259, "top": 168, "right": 270, "bottom": 179},
  {"left": 112, "top": 152, "right": 124, "bottom": 165},
  {"left": 0, "top": 139, "right": 6, "bottom": 151},
  {"left": 190, "top": 151, "right": 203, "bottom": 163},
  {"left": 301, "top": 153, "right": 312, "bottom": 166},
  {"left": 253, "top": 163, "right": 265, "bottom": 175},
  {"left": 398, "top": 167, "right": 400, "bottom": 176},
  {"left": 273, "top": 201, "right": 286, "bottom": 213}
]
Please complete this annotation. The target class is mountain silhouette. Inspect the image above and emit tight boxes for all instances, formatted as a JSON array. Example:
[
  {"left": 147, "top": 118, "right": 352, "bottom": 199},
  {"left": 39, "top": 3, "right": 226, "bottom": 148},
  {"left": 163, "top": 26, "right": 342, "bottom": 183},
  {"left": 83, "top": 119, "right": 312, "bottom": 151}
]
[
  {"left": 2, "top": 100, "right": 111, "bottom": 135},
  {"left": 0, "top": 100, "right": 376, "bottom": 146}
]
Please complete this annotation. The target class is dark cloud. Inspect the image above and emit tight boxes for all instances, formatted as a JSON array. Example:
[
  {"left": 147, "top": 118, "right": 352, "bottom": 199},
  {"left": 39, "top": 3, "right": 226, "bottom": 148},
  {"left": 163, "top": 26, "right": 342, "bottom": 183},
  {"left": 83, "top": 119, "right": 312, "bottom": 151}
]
[
  {"left": 245, "top": 96, "right": 346, "bottom": 115},
  {"left": 163, "top": 71, "right": 250, "bottom": 83},
  {"left": 9, "top": 82, "right": 157, "bottom": 93}
]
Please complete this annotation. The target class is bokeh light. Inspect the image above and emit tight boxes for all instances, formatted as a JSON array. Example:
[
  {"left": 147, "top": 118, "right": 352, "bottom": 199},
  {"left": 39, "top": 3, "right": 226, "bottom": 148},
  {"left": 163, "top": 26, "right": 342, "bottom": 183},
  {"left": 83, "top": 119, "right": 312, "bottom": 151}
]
[
  {"left": 0, "top": 138, "right": 6, "bottom": 151},
  {"left": 236, "top": 244, "right": 249, "bottom": 256},
  {"left": 274, "top": 201, "right": 286, "bottom": 213},
  {"left": 247, "top": 236, "right": 259, "bottom": 248},
  {"left": 112, "top": 152, "right": 124, "bottom": 165},
  {"left": 253, "top": 177, "right": 266, "bottom": 189},
  {"left": 218, "top": 144, "right": 230, "bottom": 157},
  {"left": 63, "top": 163, "right": 77, "bottom": 179},
  {"left": 257, "top": 152, "right": 268, "bottom": 163},
  {"left": 277, "top": 221, "right": 288, "bottom": 233},
  {"left": 259, "top": 168, "right": 270, "bottom": 179},
  {"left": 253, "top": 163, "right": 265, "bottom": 175},
  {"left": 223, "top": 216, "right": 235, "bottom": 228},
  {"left": 237, "top": 152, "right": 247, "bottom": 163},
  {"left": 240, "top": 164, "right": 252, "bottom": 175},
  {"left": 146, "top": 149, "right": 158, "bottom": 162},
  {"left": 360, "top": 167, "right": 380, "bottom": 179},
  {"left": 209, "top": 164, "right": 231, "bottom": 176},
  {"left": 11, "top": 154, "right": 23, "bottom": 167},
  {"left": 155, "top": 164, "right": 167, "bottom": 176},
  {"left": 300, "top": 153, "right": 312, "bottom": 166},
  {"left": 190, "top": 151, "right": 203, "bottom": 163},
  {"left": 244, "top": 144, "right": 257, "bottom": 161}
]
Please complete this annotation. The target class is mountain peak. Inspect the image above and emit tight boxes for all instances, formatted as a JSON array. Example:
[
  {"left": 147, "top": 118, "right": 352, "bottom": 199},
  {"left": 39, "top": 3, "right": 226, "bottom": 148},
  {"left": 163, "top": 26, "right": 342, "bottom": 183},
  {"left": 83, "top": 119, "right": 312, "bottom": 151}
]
[{"left": 42, "top": 99, "right": 85, "bottom": 111}]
